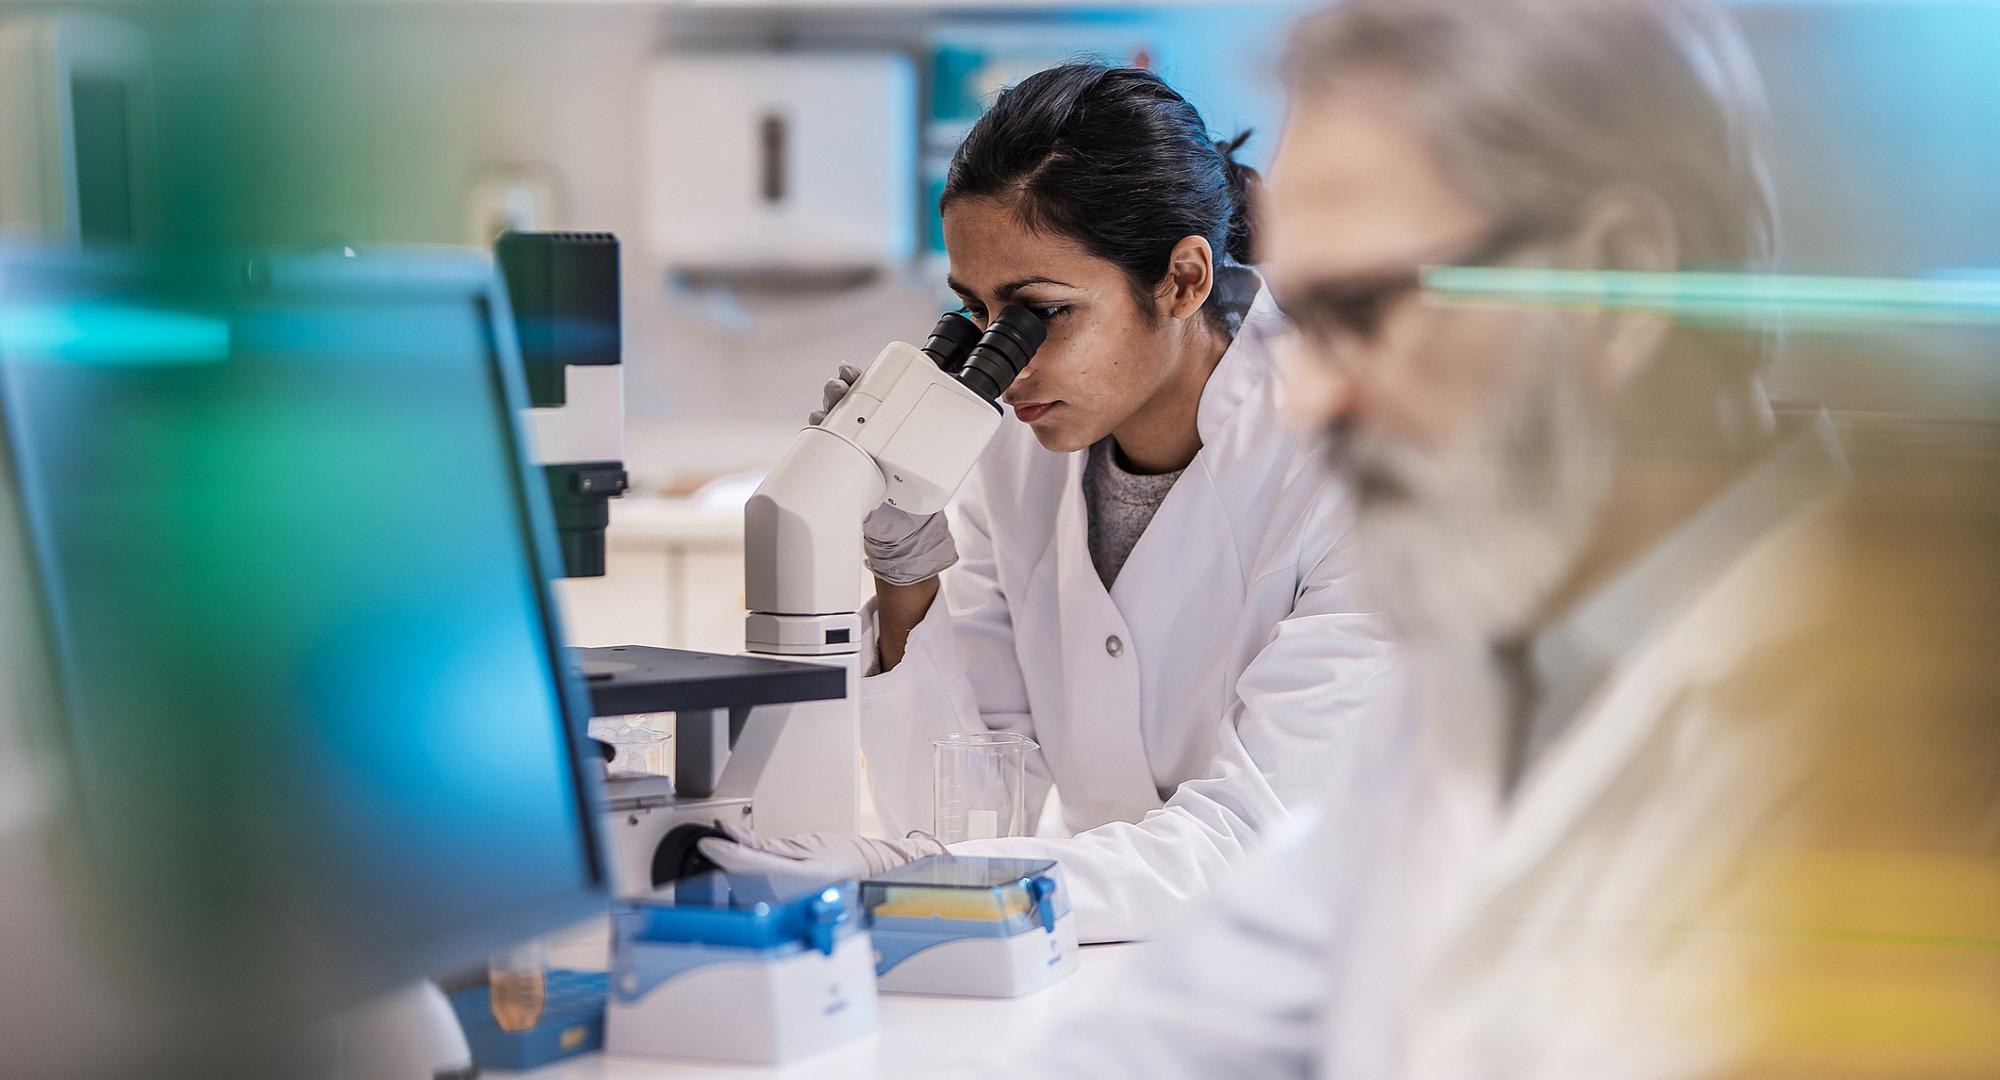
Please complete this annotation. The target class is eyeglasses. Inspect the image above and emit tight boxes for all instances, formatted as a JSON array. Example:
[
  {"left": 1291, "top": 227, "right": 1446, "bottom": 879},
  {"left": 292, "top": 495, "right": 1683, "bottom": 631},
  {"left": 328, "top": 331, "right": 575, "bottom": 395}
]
[{"left": 1273, "top": 218, "right": 1559, "bottom": 345}]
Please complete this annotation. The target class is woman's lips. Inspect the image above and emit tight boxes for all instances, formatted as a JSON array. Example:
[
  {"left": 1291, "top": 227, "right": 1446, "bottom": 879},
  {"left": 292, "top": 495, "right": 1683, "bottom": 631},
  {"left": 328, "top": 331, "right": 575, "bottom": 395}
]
[{"left": 1012, "top": 402, "right": 1056, "bottom": 423}]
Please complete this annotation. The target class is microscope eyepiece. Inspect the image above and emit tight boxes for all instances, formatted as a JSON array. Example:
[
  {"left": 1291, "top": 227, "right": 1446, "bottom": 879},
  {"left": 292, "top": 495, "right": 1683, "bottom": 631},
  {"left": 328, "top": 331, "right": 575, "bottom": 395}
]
[
  {"left": 954, "top": 305, "right": 1046, "bottom": 406},
  {"left": 921, "top": 310, "right": 983, "bottom": 373}
]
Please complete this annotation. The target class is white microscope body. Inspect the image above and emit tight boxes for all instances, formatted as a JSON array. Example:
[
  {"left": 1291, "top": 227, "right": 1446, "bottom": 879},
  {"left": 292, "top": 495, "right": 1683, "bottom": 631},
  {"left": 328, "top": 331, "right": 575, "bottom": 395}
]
[{"left": 740, "top": 308, "right": 1045, "bottom": 836}]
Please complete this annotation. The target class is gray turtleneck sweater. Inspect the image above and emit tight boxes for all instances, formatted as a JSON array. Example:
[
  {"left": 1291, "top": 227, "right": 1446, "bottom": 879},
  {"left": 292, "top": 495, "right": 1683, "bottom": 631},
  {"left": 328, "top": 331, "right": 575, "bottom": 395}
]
[{"left": 1084, "top": 437, "right": 1183, "bottom": 590}]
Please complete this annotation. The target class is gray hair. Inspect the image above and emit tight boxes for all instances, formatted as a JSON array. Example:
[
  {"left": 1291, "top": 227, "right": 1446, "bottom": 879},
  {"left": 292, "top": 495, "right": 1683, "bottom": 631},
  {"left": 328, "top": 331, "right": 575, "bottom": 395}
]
[{"left": 1283, "top": 0, "right": 1777, "bottom": 274}]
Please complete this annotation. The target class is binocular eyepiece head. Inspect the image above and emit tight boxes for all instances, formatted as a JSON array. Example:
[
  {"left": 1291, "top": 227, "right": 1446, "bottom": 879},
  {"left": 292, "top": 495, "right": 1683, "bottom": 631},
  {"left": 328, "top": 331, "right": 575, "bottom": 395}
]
[{"left": 921, "top": 306, "right": 1047, "bottom": 407}]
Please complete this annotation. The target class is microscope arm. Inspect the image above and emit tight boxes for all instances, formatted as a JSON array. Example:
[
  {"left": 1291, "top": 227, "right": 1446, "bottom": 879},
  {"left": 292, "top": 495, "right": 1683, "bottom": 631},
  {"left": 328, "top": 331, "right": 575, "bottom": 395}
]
[
  {"left": 744, "top": 426, "right": 885, "bottom": 636},
  {"left": 743, "top": 340, "right": 1006, "bottom": 657}
]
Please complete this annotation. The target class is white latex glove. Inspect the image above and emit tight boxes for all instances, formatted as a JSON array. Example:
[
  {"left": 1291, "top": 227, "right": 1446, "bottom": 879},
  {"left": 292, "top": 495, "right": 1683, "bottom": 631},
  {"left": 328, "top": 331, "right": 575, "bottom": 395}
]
[
  {"left": 810, "top": 363, "right": 958, "bottom": 586},
  {"left": 697, "top": 823, "right": 946, "bottom": 881}
]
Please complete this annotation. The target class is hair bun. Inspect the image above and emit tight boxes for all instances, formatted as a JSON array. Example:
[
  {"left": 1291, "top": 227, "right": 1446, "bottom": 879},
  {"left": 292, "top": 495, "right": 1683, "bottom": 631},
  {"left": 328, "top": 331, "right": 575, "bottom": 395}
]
[{"left": 1214, "top": 130, "right": 1259, "bottom": 265}]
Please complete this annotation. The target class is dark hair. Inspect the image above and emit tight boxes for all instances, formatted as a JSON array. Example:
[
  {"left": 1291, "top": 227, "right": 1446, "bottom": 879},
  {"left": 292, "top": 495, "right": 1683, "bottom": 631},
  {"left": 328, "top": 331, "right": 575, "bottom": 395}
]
[{"left": 941, "top": 63, "right": 1258, "bottom": 329}]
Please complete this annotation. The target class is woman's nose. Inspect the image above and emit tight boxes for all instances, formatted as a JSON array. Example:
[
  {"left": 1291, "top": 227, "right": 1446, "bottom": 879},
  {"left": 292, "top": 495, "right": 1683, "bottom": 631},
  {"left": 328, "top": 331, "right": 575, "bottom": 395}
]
[{"left": 1000, "top": 362, "right": 1037, "bottom": 398}]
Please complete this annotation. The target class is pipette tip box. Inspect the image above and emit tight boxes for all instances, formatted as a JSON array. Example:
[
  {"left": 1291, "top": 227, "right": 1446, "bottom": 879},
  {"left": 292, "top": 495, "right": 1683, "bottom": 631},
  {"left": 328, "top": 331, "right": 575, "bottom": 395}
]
[
  {"left": 860, "top": 854, "right": 1078, "bottom": 997},
  {"left": 604, "top": 870, "right": 878, "bottom": 1064}
]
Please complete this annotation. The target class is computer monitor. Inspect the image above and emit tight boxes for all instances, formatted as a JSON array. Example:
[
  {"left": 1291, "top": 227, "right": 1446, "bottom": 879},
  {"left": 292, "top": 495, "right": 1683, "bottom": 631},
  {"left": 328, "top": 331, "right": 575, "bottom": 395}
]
[{"left": 0, "top": 246, "right": 607, "bottom": 1015}]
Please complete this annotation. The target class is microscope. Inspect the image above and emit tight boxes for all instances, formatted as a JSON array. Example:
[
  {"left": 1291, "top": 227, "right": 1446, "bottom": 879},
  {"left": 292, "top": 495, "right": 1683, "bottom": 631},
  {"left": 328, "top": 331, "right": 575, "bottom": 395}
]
[
  {"left": 495, "top": 232, "right": 838, "bottom": 896},
  {"left": 495, "top": 231, "right": 630, "bottom": 580},
  {"left": 495, "top": 231, "right": 1043, "bottom": 898},
  {"left": 593, "top": 300, "right": 1040, "bottom": 890},
  {"left": 730, "top": 304, "right": 1044, "bottom": 849}
]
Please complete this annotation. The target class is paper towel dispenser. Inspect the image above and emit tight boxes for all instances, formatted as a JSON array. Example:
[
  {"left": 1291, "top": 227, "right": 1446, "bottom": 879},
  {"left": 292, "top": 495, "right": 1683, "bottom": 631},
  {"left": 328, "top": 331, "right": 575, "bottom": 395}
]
[{"left": 646, "top": 53, "right": 917, "bottom": 278}]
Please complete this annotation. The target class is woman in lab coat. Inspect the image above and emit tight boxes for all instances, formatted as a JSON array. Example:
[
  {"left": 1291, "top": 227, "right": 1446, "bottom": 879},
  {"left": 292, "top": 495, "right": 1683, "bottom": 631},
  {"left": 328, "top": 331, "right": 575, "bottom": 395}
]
[{"left": 703, "top": 63, "right": 1398, "bottom": 943}]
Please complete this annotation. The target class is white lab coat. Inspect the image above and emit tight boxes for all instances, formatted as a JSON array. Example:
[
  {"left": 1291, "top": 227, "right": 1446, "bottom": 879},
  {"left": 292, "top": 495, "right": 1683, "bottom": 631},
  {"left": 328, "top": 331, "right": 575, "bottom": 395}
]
[
  {"left": 858, "top": 285, "right": 1398, "bottom": 944},
  {"left": 991, "top": 413, "right": 2000, "bottom": 1078}
]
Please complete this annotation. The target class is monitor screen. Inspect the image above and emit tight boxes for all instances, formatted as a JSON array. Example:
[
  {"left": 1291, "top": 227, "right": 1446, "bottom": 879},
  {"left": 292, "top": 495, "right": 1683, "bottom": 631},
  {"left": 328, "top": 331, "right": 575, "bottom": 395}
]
[{"left": 0, "top": 250, "right": 605, "bottom": 1010}]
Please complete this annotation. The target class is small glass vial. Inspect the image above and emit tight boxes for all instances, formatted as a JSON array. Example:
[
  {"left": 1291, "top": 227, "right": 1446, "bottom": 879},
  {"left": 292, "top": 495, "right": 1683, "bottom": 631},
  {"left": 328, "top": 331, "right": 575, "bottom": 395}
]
[{"left": 487, "top": 939, "right": 550, "bottom": 1033}]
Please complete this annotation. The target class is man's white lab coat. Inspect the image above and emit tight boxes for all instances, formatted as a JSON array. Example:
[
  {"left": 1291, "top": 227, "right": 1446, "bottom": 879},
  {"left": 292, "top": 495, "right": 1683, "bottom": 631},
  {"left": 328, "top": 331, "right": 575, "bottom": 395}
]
[{"left": 998, "top": 412, "right": 2000, "bottom": 1077}]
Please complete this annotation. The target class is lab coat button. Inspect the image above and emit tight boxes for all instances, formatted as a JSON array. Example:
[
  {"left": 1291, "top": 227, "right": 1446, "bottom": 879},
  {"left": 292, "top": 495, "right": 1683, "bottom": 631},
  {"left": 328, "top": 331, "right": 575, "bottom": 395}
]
[{"left": 1105, "top": 635, "right": 1124, "bottom": 658}]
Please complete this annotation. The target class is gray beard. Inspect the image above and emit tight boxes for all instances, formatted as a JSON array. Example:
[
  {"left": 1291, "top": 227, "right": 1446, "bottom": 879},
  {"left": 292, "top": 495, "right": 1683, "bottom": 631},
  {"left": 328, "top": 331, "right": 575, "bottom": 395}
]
[{"left": 1334, "top": 332, "right": 1616, "bottom": 644}]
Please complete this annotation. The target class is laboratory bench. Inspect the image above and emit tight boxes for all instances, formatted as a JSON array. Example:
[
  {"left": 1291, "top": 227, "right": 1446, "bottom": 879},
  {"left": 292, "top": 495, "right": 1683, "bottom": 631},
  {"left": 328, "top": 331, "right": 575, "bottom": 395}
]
[{"left": 494, "top": 940, "right": 1137, "bottom": 1079}]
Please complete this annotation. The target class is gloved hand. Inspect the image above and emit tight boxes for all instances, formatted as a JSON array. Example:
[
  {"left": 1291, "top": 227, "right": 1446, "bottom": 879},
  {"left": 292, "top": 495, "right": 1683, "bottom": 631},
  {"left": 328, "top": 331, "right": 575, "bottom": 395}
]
[
  {"left": 811, "top": 363, "right": 958, "bottom": 586},
  {"left": 696, "top": 823, "right": 946, "bottom": 881}
]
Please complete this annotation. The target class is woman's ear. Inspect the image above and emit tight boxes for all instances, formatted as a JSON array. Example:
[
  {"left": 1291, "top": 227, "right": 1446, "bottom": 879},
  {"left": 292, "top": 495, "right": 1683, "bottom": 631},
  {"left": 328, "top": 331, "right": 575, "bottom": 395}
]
[{"left": 1160, "top": 235, "right": 1216, "bottom": 321}]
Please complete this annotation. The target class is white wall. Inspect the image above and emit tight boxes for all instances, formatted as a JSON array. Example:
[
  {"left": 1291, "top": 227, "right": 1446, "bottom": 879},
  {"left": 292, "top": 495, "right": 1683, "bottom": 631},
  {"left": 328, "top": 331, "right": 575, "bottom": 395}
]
[
  {"left": 134, "top": 0, "right": 2000, "bottom": 485},
  {"left": 147, "top": 2, "right": 1305, "bottom": 489}
]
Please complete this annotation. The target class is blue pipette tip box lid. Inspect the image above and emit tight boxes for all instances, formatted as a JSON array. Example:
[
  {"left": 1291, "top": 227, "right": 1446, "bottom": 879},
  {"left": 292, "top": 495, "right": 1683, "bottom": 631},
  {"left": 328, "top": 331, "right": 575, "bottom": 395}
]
[
  {"left": 609, "top": 871, "right": 866, "bottom": 1009},
  {"left": 618, "top": 870, "right": 862, "bottom": 954},
  {"left": 860, "top": 855, "right": 1069, "bottom": 938},
  {"left": 449, "top": 969, "right": 608, "bottom": 1072}
]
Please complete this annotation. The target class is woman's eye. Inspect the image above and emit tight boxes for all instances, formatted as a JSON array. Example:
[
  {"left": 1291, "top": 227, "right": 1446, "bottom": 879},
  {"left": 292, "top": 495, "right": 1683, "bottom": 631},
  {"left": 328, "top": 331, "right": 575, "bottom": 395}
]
[{"left": 1031, "top": 305, "right": 1068, "bottom": 322}]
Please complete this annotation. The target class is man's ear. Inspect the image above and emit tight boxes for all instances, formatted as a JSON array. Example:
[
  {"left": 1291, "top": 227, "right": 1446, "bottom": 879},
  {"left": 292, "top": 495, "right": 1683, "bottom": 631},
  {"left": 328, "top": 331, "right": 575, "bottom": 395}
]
[
  {"left": 1160, "top": 235, "right": 1217, "bottom": 321},
  {"left": 1567, "top": 186, "right": 1679, "bottom": 391}
]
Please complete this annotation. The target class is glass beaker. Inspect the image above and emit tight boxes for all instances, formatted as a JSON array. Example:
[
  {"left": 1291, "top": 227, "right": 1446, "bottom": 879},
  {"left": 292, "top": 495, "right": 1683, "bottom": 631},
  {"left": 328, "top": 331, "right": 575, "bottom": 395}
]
[{"left": 932, "top": 732, "right": 1038, "bottom": 844}]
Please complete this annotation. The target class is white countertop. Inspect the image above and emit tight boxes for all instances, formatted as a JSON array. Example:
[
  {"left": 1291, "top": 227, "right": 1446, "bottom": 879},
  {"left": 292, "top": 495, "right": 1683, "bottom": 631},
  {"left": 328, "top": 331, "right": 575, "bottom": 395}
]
[{"left": 495, "top": 942, "right": 1134, "bottom": 1079}]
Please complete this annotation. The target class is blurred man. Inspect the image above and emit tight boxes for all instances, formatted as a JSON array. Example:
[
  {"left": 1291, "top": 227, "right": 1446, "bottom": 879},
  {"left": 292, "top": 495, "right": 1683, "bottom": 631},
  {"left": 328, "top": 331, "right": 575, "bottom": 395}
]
[{"left": 991, "top": 0, "right": 2000, "bottom": 1075}]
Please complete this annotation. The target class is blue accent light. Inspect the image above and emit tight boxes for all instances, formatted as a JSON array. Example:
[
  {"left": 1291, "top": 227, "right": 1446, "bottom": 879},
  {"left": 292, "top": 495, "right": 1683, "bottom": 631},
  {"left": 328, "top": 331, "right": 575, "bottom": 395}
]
[{"left": 0, "top": 302, "right": 229, "bottom": 365}]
